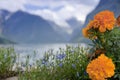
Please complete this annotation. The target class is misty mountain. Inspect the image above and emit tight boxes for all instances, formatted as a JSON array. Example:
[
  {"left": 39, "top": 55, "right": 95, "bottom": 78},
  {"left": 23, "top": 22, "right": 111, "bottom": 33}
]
[
  {"left": 48, "top": 21, "right": 71, "bottom": 41},
  {"left": 0, "top": 35, "right": 15, "bottom": 44},
  {"left": 0, "top": 10, "right": 15, "bottom": 44},
  {"left": 67, "top": 18, "right": 82, "bottom": 30},
  {"left": 67, "top": 18, "right": 83, "bottom": 40},
  {"left": 2, "top": 10, "right": 68, "bottom": 43},
  {"left": 0, "top": 9, "right": 10, "bottom": 21},
  {"left": 72, "top": 0, "right": 120, "bottom": 43},
  {"left": 0, "top": 10, "right": 11, "bottom": 33},
  {"left": 0, "top": 9, "right": 83, "bottom": 44}
]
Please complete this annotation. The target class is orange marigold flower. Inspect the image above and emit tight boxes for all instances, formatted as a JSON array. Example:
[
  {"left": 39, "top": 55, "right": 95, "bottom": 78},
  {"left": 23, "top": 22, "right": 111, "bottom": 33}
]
[
  {"left": 90, "top": 20, "right": 100, "bottom": 29},
  {"left": 86, "top": 54, "right": 115, "bottom": 80},
  {"left": 82, "top": 27, "right": 89, "bottom": 38},
  {"left": 87, "top": 20, "right": 97, "bottom": 29},
  {"left": 94, "top": 10, "right": 115, "bottom": 32},
  {"left": 82, "top": 20, "right": 97, "bottom": 38}
]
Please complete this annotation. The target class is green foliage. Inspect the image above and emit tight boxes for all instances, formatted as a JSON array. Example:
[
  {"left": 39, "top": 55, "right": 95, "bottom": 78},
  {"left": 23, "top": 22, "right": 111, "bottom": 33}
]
[
  {"left": 89, "top": 27, "right": 120, "bottom": 79},
  {"left": 0, "top": 47, "right": 17, "bottom": 79},
  {"left": 19, "top": 45, "right": 89, "bottom": 80},
  {"left": 104, "top": 27, "right": 120, "bottom": 79}
]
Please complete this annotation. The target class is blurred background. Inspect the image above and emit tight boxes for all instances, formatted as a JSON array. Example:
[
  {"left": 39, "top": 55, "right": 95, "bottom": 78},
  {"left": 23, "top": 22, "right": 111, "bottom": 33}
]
[
  {"left": 0, "top": 0, "right": 100, "bottom": 44},
  {"left": 0, "top": 0, "right": 120, "bottom": 55}
]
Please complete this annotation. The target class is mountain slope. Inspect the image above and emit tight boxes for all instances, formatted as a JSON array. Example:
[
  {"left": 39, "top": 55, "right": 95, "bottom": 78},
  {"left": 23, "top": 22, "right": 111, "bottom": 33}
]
[
  {"left": 0, "top": 34, "right": 15, "bottom": 44},
  {"left": 0, "top": 10, "right": 11, "bottom": 33},
  {"left": 0, "top": 10, "right": 15, "bottom": 44},
  {"left": 67, "top": 18, "right": 82, "bottom": 30},
  {"left": 2, "top": 11, "right": 67, "bottom": 43},
  {"left": 0, "top": 9, "right": 10, "bottom": 21},
  {"left": 67, "top": 18, "right": 83, "bottom": 41},
  {"left": 72, "top": 0, "right": 120, "bottom": 43}
]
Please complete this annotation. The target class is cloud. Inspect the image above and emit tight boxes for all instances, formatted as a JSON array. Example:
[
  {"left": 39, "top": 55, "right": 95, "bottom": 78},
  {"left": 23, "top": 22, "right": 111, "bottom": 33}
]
[
  {"left": 30, "top": 9, "right": 73, "bottom": 34},
  {"left": 0, "top": 0, "right": 26, "bottom": 12},
  {"left": 0, "top": 0, "right": 100, "bottom": 34},
  {"left": 0, "top": 0, "right": 100, "bottom": 21},
  {"left": 28, "top": 2, "right": 98, "bottom": 27}
]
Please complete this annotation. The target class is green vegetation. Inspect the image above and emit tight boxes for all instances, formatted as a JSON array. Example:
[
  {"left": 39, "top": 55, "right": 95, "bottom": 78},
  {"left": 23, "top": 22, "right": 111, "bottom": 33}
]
[
  {"left": 0, "top": 45, "right": 90, "bottom": 80},
  {"left": 0, "top": 36, "right": 120, "bottom": 80},
  {"left": 18, "top": 45, "right": 89, "bottom": 80},
  {"left": 0, "top": 47, "right": 17, "bottom": 79}
]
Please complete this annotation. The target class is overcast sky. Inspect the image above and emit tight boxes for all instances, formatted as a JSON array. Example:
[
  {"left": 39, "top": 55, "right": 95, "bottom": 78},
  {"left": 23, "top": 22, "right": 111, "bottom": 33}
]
[{"left": 0, "top": 0, "right": 100, "bottom": 33}]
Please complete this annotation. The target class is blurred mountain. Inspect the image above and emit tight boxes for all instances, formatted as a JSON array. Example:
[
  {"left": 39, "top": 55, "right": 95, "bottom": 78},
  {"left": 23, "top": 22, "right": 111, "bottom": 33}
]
[
  {"left": 48, "top": 21, "right": 71, "bottom": 41},
  {"left": 0, "top": 35, "right": 15, "bottom": 44},
  {"left": 0, "top": 10, "right": 15, "bottom": 44},
  {"left": 0, "top": 10, "right": 11, "bottom": 33},
  {"left": 72, "top": 0, "right": 120, "bottom": 43},
  {"left": 0, "top": 9, "right": 83, "bottom": 43},
  {"left": 0, "top": 9, "right": 10, "bottom": 21},
  {"left": 2, "top": 10, "right": 69, "bottom": 43},
  {"left": 67, "top": 18, "right": 82, "bottom": 30},
  {"left": 66, "top": 18, "right": 83, "bottom": 41}
]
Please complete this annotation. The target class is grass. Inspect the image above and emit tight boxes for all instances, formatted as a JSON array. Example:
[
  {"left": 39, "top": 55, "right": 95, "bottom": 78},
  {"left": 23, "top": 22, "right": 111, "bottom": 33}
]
[
  {"left": 0, "top": 45, "right": 89, "bottom": 80},
  {"left": 18, "top": 45, "right": 89, "bottom": 80},
  {"left": 0, "top": 47, "right": 17, "bottom": 79}
]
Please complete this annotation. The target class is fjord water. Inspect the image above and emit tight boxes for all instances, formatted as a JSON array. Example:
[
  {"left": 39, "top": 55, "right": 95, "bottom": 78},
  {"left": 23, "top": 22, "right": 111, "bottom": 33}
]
[{"left": 0, "top": 43, "right": 86, "bottom": 55}]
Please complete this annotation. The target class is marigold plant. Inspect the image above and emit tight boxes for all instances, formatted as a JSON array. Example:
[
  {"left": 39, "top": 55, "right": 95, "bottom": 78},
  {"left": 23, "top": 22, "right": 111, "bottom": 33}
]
[
  {"left": 94, "top": 10, "right": 115, "bottom": 32},
  {"left": 82, "top": 10, "right": 120, "bottom": 79},
  {"left": 82, "top": 10, "right": 116, "bottom": 38},
  {"left": 82, "top": 27, "right": 90, "bottom": 38},
  {"left": 86, "top": 54, "right": 115, "bottom": 80}
]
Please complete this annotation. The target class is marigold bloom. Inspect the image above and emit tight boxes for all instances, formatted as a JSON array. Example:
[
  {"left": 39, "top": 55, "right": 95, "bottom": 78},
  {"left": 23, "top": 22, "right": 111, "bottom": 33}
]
[
  {"left": 94, "top": 10, "right": 115, "bottom": 32},
  {"left": 82, "top": 27, "right": 89, "bottom": 38},
  {"left": 89, "top": 20, "right": 100, "bottom": 29},
  {"left": 86, "top": 54, "right": 115, "bottom": 80},
  {"left": 82, "top": 26, "right": 97, "bottom": 39},
  {"left": 82, "top": 10, "right": 115, "bottom": 38},
  {"left": 82, "top": 20, "right": 97, "bottom": 38}
]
